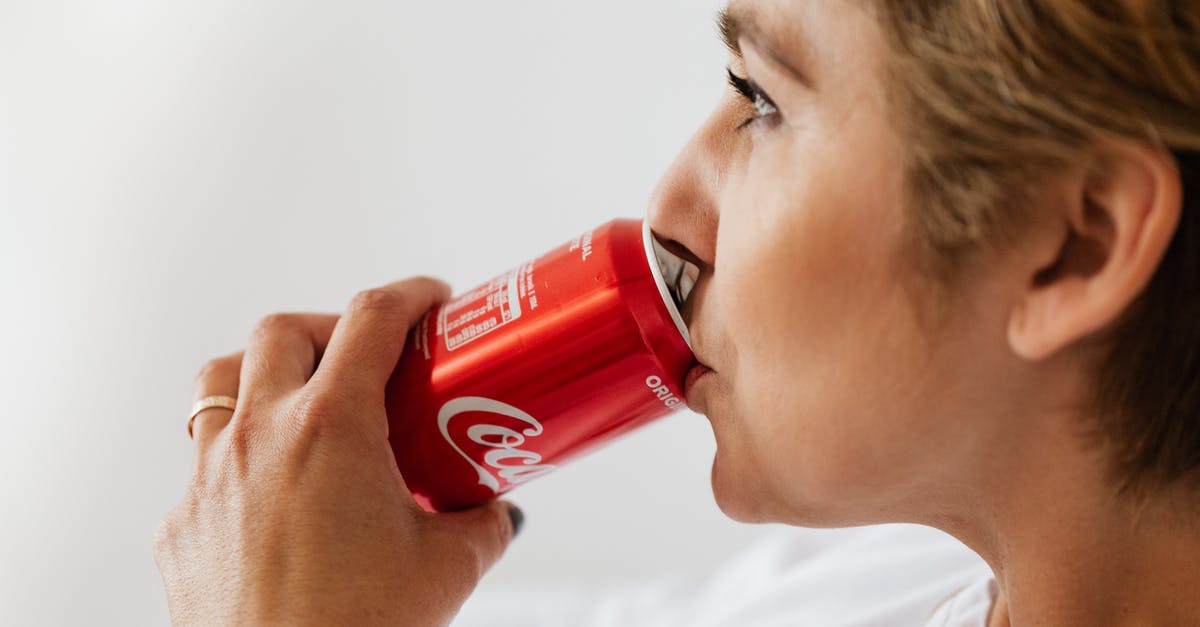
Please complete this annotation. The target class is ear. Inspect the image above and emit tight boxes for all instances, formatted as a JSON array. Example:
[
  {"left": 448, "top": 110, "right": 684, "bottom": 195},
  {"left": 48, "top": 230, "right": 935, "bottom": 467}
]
[{"left": 1008, "top": 141, "right": 1183, "bottom": 361}]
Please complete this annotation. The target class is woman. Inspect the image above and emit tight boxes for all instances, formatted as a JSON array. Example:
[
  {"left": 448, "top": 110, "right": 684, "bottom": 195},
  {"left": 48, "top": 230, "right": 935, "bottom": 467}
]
[{"left": 155, "top": 1, "right": 1200, "bottom": 625}]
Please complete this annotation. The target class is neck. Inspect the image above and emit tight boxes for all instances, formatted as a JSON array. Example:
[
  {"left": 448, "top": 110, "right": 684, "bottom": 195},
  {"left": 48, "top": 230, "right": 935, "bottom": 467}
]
[{"left": 946, "top": 414, "right": 1200, "bottom": 627}]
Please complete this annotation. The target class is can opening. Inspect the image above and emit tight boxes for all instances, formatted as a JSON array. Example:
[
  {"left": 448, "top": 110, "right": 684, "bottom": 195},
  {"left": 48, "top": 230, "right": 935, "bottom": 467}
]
[{"left": 642, "top": 220, "right": 699, "bottom": 348}]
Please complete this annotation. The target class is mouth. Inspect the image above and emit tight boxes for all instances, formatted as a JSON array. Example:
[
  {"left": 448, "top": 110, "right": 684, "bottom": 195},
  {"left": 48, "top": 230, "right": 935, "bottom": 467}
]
[
  {"left": 644, "top": 226, "right": 710, "bottom": 410},
  {"left": 683, "top": 362, "right": 714, "bottom": 412}
]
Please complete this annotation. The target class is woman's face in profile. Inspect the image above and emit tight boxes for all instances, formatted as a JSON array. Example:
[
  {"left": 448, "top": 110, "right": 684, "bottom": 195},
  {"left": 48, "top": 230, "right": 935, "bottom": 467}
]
[{"left": 652, "top": 0, "right": 1018, "bottom": 524}]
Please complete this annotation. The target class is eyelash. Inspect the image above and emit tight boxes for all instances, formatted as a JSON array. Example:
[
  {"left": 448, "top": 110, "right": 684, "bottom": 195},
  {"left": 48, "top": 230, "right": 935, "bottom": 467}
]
[{"left": 726, "top": 67, "right": 779, "bottom": 131}]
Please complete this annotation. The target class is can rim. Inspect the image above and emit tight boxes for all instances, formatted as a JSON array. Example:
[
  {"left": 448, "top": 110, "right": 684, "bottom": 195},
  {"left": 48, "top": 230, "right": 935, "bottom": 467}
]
[{"left": 641, "top": 220, "right": 693, "bottom": 349}]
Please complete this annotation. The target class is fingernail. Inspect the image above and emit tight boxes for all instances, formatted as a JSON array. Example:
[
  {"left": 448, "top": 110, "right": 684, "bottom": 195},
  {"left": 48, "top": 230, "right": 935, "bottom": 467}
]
[{"left": 506, "top": 504, "right": 524, "bottom": 539}]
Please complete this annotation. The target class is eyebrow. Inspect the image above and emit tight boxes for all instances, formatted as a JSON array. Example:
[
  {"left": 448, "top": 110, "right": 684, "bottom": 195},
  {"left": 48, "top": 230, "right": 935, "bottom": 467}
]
[{"left": 717, "top": 4, "right": 813, "bottom": 87}]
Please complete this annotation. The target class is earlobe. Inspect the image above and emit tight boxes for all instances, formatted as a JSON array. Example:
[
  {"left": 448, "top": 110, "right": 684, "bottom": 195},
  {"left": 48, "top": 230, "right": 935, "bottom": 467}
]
[{"left": 1007, "top": 141, "right": 1182, "bottom": 362}]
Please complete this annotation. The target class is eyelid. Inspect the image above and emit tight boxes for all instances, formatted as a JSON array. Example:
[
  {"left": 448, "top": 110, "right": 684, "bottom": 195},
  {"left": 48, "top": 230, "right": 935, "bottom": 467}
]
[
  {"left": 726, "top": 67, "right": 780, "bottom": 131},
  {"left": 726, "top": 67, "right": 758, "bottom": 103},
  {"left": 726, "top": 68, "right": 777, "bottom": 107}
]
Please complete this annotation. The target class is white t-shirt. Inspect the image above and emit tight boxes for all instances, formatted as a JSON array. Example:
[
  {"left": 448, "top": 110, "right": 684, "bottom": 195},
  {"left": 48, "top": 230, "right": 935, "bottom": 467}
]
[
  {"left": 455, "top": 524, "right": 995, "bottom": 626},
  {"left": 925, "top": 577, "right": 998, "bottom": 627}
]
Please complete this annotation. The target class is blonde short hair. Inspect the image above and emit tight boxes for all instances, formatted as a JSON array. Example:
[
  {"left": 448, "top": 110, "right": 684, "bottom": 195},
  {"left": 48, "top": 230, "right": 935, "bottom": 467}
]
[{"left": 873, "top": 0, "right": 1200, "bottom": 491}]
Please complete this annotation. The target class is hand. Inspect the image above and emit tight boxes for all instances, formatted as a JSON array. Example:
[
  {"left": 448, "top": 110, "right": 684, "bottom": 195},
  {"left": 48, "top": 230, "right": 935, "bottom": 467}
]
[{"left": 155, "top": 277, "right": 522, "bottom": 626}]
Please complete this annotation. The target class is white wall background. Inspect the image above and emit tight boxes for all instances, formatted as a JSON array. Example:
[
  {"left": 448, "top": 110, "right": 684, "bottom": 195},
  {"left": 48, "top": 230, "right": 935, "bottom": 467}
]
[{"left": 0, "top": 1, "right": 774, "bottom": 624}]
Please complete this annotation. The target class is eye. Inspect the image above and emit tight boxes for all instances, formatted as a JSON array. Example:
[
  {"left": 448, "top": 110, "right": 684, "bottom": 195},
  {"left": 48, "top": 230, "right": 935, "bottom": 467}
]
[{"left": 726, "top": 67, "right": 780, "bottom": 131}]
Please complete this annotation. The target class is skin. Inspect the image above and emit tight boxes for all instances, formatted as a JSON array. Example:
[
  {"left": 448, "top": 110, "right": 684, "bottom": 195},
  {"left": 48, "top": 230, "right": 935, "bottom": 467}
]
[
  {"left": 156, "top": 279, "right": 519, "bottom": 626},
  {"left": 654, "top": 1, "right": 1199, "bottom": 625},
  {"left": 157, "top": 1, "right": 1200, "bottom": 625}
]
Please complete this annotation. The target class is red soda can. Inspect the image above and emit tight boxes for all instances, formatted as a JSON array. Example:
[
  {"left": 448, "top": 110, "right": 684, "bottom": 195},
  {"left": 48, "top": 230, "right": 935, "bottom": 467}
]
[{"left": 385, "top": 218, "right": 698, "bottom": 512}]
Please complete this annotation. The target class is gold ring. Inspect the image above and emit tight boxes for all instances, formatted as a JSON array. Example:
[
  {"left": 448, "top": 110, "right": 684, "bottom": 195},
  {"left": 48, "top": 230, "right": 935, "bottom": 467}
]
[{"left": 188, "top": 395, "right": 238, "bottom": 439}]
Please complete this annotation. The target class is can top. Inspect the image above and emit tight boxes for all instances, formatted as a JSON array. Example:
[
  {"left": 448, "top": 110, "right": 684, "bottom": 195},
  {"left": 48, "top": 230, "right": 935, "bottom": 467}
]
[{"left": 642, "top": 220, "right": 699, "bottom": 349}]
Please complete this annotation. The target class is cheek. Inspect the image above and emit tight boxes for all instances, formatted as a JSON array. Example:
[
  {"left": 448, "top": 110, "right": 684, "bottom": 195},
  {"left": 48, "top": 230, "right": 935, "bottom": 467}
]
[{"left": 707, "top": 137, "right": 944, "bottom": 519}]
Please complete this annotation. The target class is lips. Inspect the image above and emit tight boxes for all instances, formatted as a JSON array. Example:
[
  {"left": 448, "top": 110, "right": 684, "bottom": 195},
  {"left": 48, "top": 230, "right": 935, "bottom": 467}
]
[
  {"left": 683, "top": 321, "right": 715, "bottom": 411},
  {"left": 683, "top": 362, "right": 714, "bottom": 412}
]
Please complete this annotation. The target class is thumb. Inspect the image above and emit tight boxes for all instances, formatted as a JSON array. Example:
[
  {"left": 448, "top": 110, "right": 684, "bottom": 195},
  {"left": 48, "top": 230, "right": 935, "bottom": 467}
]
[{"left": 440, "top": 500, "right": 523, "bottom": 574}]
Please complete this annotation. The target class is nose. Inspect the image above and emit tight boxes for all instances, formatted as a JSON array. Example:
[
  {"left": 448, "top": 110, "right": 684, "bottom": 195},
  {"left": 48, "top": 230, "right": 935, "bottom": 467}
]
[{"left": 645, "top": 104, "right": 732, "bottom": 272}]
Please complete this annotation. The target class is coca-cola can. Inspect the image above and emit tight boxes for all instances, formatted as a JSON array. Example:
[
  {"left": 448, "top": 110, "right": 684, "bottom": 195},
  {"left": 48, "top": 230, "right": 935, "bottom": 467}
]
[{"left": 385, "top": 218, "right": 699, "bottom": 512}]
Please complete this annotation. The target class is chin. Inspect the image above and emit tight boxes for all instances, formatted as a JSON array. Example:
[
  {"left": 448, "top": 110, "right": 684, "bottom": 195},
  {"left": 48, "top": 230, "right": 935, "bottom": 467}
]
[
  {"left": 709, "top": 450, "right": 876, "bottom": 528},
  {"left": 708, "top": 454, "right": 780, "bottom": 524}
]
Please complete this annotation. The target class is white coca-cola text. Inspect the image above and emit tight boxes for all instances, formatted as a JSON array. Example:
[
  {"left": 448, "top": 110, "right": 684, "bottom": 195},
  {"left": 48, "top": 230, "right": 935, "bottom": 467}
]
[
  {"left": 437, "top": 396, "right": 557, "bottom": 493},
  {"left": 645, "top": 375, "right": 683, "bottom": 409}
]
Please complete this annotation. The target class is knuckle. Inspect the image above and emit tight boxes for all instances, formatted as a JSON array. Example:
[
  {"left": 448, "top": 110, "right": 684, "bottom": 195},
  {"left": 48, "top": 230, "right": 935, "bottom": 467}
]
[
  {"left": 209, "top": 410, "right": 262, "bottom": 480},
  {"left": 347, "top": 288, "right": 403, "bottom": 316},
  {"left": 270, "top": 389, "right": 374, "bottom": 464},
  {"left": 405, "top": 276, "right": 450, "bottom": 304},
  {"left": 288, "top": 389, "right": 340, "bottom": 437},
  {"left": 429, "top": 525, "right": 486, "bottom": 576},
  {"left": 294, "top": 388, "right": 337, "bottom": 420},
  {"left": 214, "top": 442, "right": 254, "bottom": 488},
  {"left": 409, "top": 275, "right": 447, "bottom": 295},
  {"left": 153, "top": 512, "right": 180, "bottom": 558},
  {"left": 468, "top": 533, "right": 494, "bottom": 579},
  {"left": 194, "top": 354, "right": 238, "bottom": 386},
  {"left": 423, "top": 510, "right": 509, "bottom": 579},
  {"left": 222, "top": 419, "right": 258, "bottom": 468},
  {"left": 252, "top": 312, "right": 300, "bottom": 340}
]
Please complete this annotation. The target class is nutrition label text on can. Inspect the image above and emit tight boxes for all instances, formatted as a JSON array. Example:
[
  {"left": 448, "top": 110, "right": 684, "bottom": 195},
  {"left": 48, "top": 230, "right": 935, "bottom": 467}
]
[{"left": 441, "top": 262, "right": 535, "bottom": 351}]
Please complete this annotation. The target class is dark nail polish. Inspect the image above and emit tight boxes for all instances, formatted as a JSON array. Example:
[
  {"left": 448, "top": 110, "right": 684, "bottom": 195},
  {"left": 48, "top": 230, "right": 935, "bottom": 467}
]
[{"left": 507, "top": 504, "right": 525, "bottom": 539}]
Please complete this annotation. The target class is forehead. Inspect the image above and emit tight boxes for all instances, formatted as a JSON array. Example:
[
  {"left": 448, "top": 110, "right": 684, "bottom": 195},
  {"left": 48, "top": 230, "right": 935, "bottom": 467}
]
[
  {"left": 722, "top": 0, "right": 902, "bottom": 177},
  {"left": 722, "top": 0, "right": 885, "bottom": 85}
]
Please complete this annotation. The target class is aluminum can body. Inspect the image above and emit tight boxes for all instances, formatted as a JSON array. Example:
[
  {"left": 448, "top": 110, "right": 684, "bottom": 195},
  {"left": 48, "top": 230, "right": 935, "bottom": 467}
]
[{"left": 385, "top": 219, "right": 695, "bottom": 512}]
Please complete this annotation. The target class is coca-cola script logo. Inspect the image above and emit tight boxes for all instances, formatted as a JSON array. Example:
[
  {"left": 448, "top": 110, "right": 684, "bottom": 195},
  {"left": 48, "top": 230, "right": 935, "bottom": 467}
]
[{"left": 437, "top": 397, "right": 557, "bottom": 493}]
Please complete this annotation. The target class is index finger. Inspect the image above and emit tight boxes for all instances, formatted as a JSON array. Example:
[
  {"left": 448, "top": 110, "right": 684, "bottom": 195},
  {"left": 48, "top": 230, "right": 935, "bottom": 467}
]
[{"left": 310, "top": 276, "right": 451, "bottom": 404}]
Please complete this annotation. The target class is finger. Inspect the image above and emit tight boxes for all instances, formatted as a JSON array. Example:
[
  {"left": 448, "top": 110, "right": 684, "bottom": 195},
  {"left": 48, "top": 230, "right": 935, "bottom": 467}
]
[
  {"left": 311, "top": 277, "right": 450, "bottom": 404},
  {"left": 191, "top": 352, "right": 243, "bottom": 458},
  {"left": 439, "top": 501, "right": 523, "bottom": 576},
  {"left": 240, "top": 313, "right": 340, "bottom": 404}
]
